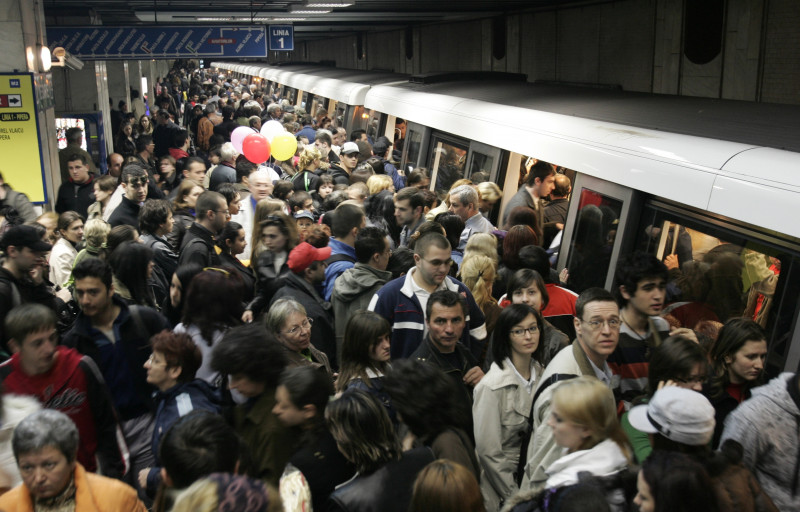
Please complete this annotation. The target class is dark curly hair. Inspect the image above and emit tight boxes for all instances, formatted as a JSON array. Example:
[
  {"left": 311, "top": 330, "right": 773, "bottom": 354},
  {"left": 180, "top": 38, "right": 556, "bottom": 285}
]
[{"left": 382, "top": 359, "right": 467, "bottom": 441}]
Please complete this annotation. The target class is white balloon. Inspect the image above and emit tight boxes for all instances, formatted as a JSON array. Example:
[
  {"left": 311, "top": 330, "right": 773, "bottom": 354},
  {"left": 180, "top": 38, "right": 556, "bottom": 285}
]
[
  {"left": 230, "top": 126, "right": 255, "bottom": 154},
  {"left": 260, "top": 120, "right": 286, "bottom": 142}
]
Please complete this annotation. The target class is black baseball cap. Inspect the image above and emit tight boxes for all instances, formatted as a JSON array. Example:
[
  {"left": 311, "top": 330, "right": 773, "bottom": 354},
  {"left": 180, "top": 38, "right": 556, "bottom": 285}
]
[{"left": 0, "top": 225, "right": 52, "bottom": 252}]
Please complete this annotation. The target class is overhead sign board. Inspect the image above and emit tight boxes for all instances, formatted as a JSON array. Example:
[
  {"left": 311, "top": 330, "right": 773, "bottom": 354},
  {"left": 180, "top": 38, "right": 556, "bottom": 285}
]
[
  {"left": 269, "top": 25, "right": 294, "bottom": 51},
  {"left": 0, "top": 74, "right": 46, "bottom": 203},
  {"left": 46, "top": 26, "right": 268, "bottom": 60}
]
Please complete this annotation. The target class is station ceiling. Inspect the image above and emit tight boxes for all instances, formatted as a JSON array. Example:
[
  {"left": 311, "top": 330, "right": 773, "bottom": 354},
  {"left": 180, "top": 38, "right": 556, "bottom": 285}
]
[{"left": 44, "top": 0, "right": 577, "bottom": 42}]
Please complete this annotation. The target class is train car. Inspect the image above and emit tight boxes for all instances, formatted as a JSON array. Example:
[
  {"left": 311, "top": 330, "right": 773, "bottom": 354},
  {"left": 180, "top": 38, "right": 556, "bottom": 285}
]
[{"left": 213, "top": 61, "right": 800, "bottom": 376}]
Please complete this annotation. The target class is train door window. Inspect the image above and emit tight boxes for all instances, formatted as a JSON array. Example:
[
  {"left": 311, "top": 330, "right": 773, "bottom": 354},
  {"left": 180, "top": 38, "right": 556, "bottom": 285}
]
[
  {"left": 365, "top": 109, "right": 385, "bottom": 142},
  {"left": 427, "top": 133, "right": 469, "bottom": 193},
  {"left": 401, "top": 122, "right": 430, "bottom": 174},
  {"left": 301, "top": 91, "right": 309, "bottom": 109},
  {"left": 334, "top": 102, "right": 347, "bottom": 129},
  {"left": 466, "top": 141, "right": 501, "bottom": 182},
  {"left": 633, "top": 200, "right": 800, "bottom": 375},
  {"left": 558, "top": 173, "right": 639, "bottom": 294}
]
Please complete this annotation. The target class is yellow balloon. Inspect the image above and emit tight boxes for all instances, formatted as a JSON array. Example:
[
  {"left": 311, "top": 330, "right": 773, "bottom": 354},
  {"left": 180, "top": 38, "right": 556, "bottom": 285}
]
[{"left": 271, "top": 133, "right": 298, "bottom": 161}]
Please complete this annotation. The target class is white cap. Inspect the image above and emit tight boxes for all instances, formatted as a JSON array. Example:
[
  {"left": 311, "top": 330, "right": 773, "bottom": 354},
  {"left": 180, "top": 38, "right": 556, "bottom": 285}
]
[
  {"left": 628, "top": 387, "right": 715, "bottom": 446},
  {"left": 341, "top": 141, "right": 360, "bottom": 155}
]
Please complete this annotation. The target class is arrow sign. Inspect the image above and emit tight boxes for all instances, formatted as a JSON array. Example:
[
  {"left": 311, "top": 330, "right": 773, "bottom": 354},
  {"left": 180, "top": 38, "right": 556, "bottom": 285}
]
[{"left": 8, "top": 95, "right": 21, "bottom": 107}]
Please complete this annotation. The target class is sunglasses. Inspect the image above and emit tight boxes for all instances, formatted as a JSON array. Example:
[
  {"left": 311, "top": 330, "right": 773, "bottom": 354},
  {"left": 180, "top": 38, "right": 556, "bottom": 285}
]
[{"left": 127, "top": 177, "right": 149, "bottom": 188}]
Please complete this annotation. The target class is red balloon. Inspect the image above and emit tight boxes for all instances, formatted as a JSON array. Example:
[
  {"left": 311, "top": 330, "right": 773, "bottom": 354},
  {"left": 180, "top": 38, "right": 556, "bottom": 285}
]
[{"left": 242, "top": 133, "right": 271, "bottom": 164}]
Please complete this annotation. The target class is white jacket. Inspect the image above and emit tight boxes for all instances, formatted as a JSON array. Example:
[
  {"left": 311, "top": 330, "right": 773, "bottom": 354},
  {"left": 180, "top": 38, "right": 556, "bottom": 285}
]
[
  {"left": 473, "top": 360, "right": 542, "bottom": 512},
  {"left": 0, "top": 395, "right": 41, "bottom": 489}
]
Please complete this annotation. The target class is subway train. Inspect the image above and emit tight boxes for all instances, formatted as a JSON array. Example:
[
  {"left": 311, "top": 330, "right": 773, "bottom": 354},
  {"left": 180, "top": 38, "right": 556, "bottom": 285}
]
[{"left": 211, "top": 61, "right": 800, "bottom": 376}]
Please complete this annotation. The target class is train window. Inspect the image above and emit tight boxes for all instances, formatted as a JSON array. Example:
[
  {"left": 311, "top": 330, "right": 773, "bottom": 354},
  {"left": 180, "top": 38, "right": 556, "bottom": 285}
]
[
  {"left": 428, "top": 134, "right": 469, "bottom": 193},
  {"left": 465, "top": 141, "right": 502, "bottom": 183},
  {"left": 564, "top": 189, "right": 623, "bottom": 294},
  {"left": 402, "top": 122, "right": 429, "bottom": 174},
  {"left": 634, "top": 201, "right": 800, "bottom": 375},
  {"left": 365, "top": 109, "right": 383, "bottom": 141},
  {"left": 334, "top": 102, "right": 346, "bottom": 129}
]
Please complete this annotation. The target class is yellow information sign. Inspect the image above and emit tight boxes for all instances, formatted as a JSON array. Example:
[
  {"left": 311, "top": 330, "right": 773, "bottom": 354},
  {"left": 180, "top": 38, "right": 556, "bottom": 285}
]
[{"left": 0, "top": 74, "right": 46, "bottom": 203}]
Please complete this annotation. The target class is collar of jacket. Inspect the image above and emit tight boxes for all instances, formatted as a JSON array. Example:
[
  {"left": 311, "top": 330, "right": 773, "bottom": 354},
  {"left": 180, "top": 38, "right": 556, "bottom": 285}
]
[
  {"left": 572, "top": 338, "right": 597, "bottom": 376},
  {"left": 286, "top": 272, "right": 330, "bottom": 309}
]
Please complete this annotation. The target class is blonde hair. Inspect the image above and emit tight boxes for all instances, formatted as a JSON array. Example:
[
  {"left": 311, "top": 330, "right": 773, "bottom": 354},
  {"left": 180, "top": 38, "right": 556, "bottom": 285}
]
[
  {"left": 83, "top": 219, "right": 111, "bottom": 249},
  {"left": 476, "top": 181, "right": 502, "bottom": 203},
  {"left": 551, "top": 376, "right": 633, "bottom": 460},
  {"left": 366, "top": 174, "right": 393, "bottom": 195},
  {"left": 172, "top": 477, "right": 282, "bottom": 512},
  {"left": 458, "top": 255, "right": 497, "bottom": 312},
  {"left": 297, "top": 146, "right": 321, "bottom": 172},
  {"left": 464, "top": 233, "right": 498, "bottom": 264},
  {"left": 249, "top": 198, "right": 290, "bottom": 260}
]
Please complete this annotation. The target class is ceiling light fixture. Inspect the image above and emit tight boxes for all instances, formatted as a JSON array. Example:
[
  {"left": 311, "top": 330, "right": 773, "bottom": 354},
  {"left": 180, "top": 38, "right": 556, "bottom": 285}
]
[
  {"left": 290, "top": 7, "right": 332, "bottom": 14},
  {"left": 305, "top": 0, "right": 354, "bottom": 6}
]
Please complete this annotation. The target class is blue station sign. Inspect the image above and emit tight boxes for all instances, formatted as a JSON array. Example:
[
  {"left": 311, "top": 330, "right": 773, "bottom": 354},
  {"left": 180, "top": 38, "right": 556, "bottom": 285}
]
[
  {"left": 268, "top": 25, "right": 294, "bottom": 51},
  {"left": 46, "top": 26, "right": 268, "bottom": 60}
]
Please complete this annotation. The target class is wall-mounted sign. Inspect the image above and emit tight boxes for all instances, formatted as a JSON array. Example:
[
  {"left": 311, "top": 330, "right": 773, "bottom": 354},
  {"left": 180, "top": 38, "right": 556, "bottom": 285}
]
[
  {"left": 0, "top": 74, "right": 46, "bottom": 203},
  {"left": 46, "top": 26, "right": 268, "bottom": 60},
  {"left": 269, "top": 25, "right": 294, "bottom": 51}
]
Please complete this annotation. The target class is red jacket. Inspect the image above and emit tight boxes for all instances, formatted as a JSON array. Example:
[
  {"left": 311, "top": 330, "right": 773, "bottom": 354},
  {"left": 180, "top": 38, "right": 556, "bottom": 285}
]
[{"left": 0, "top": 347, "right": 126, "bottom": 477}]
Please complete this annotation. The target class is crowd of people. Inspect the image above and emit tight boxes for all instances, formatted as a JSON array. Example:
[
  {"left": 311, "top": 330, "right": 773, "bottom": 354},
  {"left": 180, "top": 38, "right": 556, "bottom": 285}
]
[{"left": 0, "top": 62, "right": 792, "bottom": 512}]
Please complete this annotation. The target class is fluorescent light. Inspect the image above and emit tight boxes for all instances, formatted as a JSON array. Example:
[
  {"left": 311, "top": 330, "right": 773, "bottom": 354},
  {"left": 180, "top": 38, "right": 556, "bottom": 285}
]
[
  {"left": 270, "top": 17, "right": 307, "bottom": 21},
  {"left": 290, "top": 7, "right": 332, "bottom": 14},
  {"left": 306, "top": 0, "right": 354, "bottom": 6},
  {"left": 197, "top": 17, "right": 233, "bottom": 21}
]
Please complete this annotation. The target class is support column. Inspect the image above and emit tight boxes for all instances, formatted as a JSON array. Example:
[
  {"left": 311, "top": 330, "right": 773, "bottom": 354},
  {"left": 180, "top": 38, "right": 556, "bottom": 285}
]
[{"left": 0, "top": 0, "right": 59, "bottom": 207}]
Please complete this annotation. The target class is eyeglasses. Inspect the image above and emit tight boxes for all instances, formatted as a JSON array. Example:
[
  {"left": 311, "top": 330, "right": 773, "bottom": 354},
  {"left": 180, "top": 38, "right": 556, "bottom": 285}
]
[
  {"left": 510, "top": 326, "right": 539, "bottom": 337},
  {"left": 674, "top": 374, "right": 708, "bottom": 385},
  {"left": 128, "top": 177, "right": 149, "bottom": 188},
  {"left": 422, "top": 257, "right": 453, "bottom": 268},
  {"left": 283, "top": 318, "right": 313, "bottom": 335},
  {"left": 581, "top": 318, "right": 621, "bottom": 330}
]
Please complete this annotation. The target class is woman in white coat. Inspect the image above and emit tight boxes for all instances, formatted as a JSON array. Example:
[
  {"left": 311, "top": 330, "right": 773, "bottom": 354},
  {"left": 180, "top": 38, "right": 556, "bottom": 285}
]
[
  {"left": 473, "top": 304, "right": 545, "bottom": 511},
  {"left": 48, "top": 211, "right": 84, "bottom": 289},
  {"left": 505, "top": 377, "right": 634, "bottom": 512}
]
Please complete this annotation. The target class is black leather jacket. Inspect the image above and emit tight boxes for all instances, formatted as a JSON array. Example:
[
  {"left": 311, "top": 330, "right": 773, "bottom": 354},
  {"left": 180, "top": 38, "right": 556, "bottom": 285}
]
[{"left": 328, "top": 447, "right": 435, "bottom": 512}]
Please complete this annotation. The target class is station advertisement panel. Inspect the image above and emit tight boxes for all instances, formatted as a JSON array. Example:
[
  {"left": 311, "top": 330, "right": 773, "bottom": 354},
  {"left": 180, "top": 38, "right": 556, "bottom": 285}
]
[{"left": 0, "top": 73, "right": 46, "bottom": 203}]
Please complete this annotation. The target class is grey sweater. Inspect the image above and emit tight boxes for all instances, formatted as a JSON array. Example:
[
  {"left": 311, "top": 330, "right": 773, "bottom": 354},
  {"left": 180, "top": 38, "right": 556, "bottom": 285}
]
[{"left": 720, "top": 372, "right": 800, "bottom": 511}]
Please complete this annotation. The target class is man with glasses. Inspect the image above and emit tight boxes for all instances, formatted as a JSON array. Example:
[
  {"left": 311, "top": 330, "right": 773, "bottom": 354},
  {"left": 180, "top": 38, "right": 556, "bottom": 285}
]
[
  {"left": 0, "top": 225, "right": 58, "bottom": 352},
  {"left": 271, "top": 242, "right": 337, "bottom": 368},
  {"left": 369, "top": 232, "right": 487, "bottom": 360},
  {"left": 520, "top": 287, "right": 621, "bottom": 491},
  {"left": 178, "top": 191, "right": 227, "bottom": 267},
  {"left": 109, "top": 164, "right": 150, "bottom": 228}
]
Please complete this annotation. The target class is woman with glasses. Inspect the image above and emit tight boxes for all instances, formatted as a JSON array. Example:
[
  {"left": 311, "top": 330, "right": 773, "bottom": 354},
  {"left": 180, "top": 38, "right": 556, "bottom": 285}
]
[
  {"left": 472, "top": 304, "right": 545, "bottom": 511},
  {"left": 499, "top": 269, "right": 570, "bottom": 369},
  {"left": 620, "top": 334, "right": 708, "bottom": 463},
  {"left": 244, "top": 214, "right": 298, "bottom": 321},
  {"left": 265, "top": 298, "right": 332, "bottom": 377}
]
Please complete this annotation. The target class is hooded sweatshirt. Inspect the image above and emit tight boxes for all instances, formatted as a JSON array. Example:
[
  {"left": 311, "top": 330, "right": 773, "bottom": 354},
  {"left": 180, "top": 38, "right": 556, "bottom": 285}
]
[
  {"left": 331, "top": 263, "right": 392, "bottom": 358},
  {"left": 720, "top": 372, "right": 800, "bottom": 511}
]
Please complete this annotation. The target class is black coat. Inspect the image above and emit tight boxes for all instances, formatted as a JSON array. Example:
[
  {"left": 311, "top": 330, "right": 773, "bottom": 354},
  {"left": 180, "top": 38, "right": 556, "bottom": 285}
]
[
  {"left": 247, "top": 250, "right": 290, "bottom": 316},
  {"left": 107, "top": 196, "right": 141, "bottom": 229},
  {"left": 55, "top": 177, "right": 95, "bottom": 218},
  {"left": 178, "top": 223, "right": 221, "bottom": 268},
  {"left": 271, "top": 273, "right": 337, "bottom": 368},
  {"left": 328, "top": 447, "right": 435, "bottom": 512},
  {"left": 289, "top": 429, "right": 356, "bottom": 512}
]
